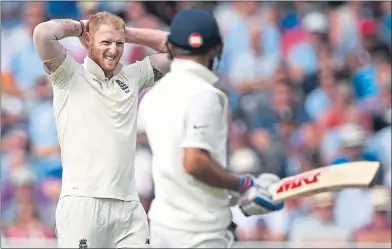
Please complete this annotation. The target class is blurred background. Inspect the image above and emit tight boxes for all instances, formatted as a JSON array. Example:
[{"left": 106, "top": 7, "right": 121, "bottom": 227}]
[{"left": 1, "top": 1, "right": 391, "bottom": 247}]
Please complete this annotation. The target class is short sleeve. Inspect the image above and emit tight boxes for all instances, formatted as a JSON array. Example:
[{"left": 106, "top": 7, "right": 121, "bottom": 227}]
[
  {"left": 124, "top": 57, "right": 154, "bottom": 93},
  {"left": 181, "top": 91, "right": 225, "bottom": 152},
  {"left": 48, "top": 54, "right": 79, "bottom": 89}
]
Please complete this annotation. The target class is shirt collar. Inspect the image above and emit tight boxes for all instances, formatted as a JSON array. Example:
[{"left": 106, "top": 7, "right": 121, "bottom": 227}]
[
  {"left": 170, "top": 59, "right": 218, "bottom": 85},
  {"left": 83, "top": 56, "right": 124, "bottom": 80}
]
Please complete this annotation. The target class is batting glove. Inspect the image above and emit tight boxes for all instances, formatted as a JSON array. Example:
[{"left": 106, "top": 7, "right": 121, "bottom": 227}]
[{"left": 238, "top": 173, "right": 284, "bottom": 216}]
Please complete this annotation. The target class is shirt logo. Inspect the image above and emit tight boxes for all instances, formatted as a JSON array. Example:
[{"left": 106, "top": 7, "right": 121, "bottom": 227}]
[
  {"left": 79, "top": 238, "right": 88, "bottom": 249},
  {"left": 193, "top": 125, "right": 209, "bottom": 129},
  {"left": 115, "top": 79, "right": 130, "bottom": 93}
]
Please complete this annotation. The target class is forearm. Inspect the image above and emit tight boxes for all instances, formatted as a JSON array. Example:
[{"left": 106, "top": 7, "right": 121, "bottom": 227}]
[
  {"left": 33, "top": 19, "right": 82, "bottom": 61},
  {"left": 149, "top": 53, "right": 171, "bottom": 78},
  {"left": 125, "top": 27, "right": 168, "bottom": 52},
  {"left": 184, "top": 149, "right": 241, "bottom": 191}
]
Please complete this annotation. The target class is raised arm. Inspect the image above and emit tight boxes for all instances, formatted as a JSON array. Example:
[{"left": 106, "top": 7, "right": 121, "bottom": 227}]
[
  {"left": 125, "top": 27, "right": 170, "bottom": 82},
  {"left": 124, "top": 27, "right": 168, "bottom": 52},
  {"left": 33, "top": 19, "right": 83, "bottom": 74}
]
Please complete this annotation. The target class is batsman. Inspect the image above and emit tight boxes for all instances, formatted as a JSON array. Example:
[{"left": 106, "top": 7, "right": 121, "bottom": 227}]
[{"left": 138, "top": 8, "right": 285, "bottom": 248}]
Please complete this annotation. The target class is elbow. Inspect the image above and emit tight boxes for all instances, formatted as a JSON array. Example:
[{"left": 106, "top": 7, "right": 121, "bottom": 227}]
[
  {"left": 32, "top": 22, "right": 46, "bottom": 45},
  {"left": 33, "top": 21, "right": 53, "bottom": 46},
  {"left": 183, "top": 148, "right": 209, "bottom": 176},
  {"left": 149, "top": 53, "right": 171, "bottom": 74}
]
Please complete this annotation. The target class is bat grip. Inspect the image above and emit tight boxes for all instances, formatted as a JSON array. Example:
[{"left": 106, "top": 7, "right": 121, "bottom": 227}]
[{"left": 268, "top": 183, "right": 278, "bottom": 196}]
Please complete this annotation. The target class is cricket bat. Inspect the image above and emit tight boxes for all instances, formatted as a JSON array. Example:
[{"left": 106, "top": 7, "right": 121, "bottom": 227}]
[{"left": 269, "top": 161, "right": 380, "bottom": 202}]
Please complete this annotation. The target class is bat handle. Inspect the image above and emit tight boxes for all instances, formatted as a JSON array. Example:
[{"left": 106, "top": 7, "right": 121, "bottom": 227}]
[{"left": 268, "top": 183, "right": 278, "bottom": 196}]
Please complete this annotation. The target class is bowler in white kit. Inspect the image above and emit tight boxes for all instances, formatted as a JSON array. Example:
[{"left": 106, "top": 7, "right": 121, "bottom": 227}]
[
  {"left": 138, "top": 9, "right": 285, "bottom": 248},
  {"left": 33, "top": 12, "right": 170, "bottom": 248}
]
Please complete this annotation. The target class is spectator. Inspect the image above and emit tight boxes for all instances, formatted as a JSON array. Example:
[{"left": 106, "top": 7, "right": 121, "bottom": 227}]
[
  {"left": 330, "top": 123, "right": 379, "bottom": 233},
  {"left": 121, "top": 2, "right": 166, "bottom": 65},
  {"left": 328, "top": 2, "right": 363, "bottom": 60},
  {"left": 305, "top": 71, "right": 335, "bottom": 121},
  {"left": 1, "top": 94, "right": 25, "bottom": 131},
  {"left": 263, "top": 198, "right": 307, "bottom": 241},
  {"left": 7, "top": 2, "right": 48, "bottom": 94},
  {"left": 3, "top": 202, "right": 55, "bottom": 239},
  {"left": 379, "top": 2, "right": 391, "bottom": 47},
  {"left": 2, "top": 166, "right": 50, "bottom": 226},
  {"left": 289, "top": 192, "right": 350, "bottom": 246},
  {"left": 1, "top": 2, "right": 24, "bottom": 30},
  {"left": 354, "top": 186, "right": 391, "bottom": 243},
  {"left": 1, "top": 126, "right": 30, "bottom": 183},
  {"left": 285, "top": 11, "right": 329, "bottom": 83},
  {"left": 213, "top": 2, "right": 241, "bottom": 35},
  {"left": 220, "top": 2, "right": 281, "bottom": 77},
  {"left": 319, "top": 84, "right": 372, "bottom": 163},
  {"left": 253, "top": 80, "right": 310, "bottom": 134},
  {"left": 347, "top": 50, "right": 379, "bottom": 103},
  {"left": 1, "top": 70, "right": 24, "bottom": 97},
  {"left": 332, "top": 123, "right": 378, "bottom": 164},
  {"left": 125, "top": 1, "right": 164, "bottom": 30},
  {"left": 368, "top": 124, "right": 391, "bottom": 187},
  {"left": 227, "top": 23, "right": 281, "bottom": 94},
  {"left": 46, "top": 1, "right": 79, "bottom": 20},
  {"left": 27, "top": 76, "right": 61, "bottom": 180},
  {"left": 247, "top": 128, "right": 286, "bottom": 176}
]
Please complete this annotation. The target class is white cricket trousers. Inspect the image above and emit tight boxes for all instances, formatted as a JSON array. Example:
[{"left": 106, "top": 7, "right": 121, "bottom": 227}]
[
  {"left": 56, "top": 196, "right": 150, "bottom": 248},
  {"left": 150, "top": 221, "right": 235, "bottom": 248}
]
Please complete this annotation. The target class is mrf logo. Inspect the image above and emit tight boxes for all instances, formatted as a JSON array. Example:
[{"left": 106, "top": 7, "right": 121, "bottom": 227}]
[{"left": 276, "top": 172, "right": 321, "bottom": 193}]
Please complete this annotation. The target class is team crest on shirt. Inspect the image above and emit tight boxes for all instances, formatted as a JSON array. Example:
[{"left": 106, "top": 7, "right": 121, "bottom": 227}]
[
  {"left": 115, "top": 79, "right": 130, "bottom": 93},
  {"left": 79, "top": 238, "right": 88, "bottom": 249}
]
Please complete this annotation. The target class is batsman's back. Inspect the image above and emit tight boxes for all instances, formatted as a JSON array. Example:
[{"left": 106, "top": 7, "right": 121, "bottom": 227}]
[{"left": 138, "top": 65, "right": 232, "bottom": 232}]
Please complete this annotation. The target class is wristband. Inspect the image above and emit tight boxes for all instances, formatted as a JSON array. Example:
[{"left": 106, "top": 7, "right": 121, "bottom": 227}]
[
  {"left": 238, "top": 176, "right": 254, "bottom": 194},
  {"left": 79, "top": 20, "right": 85, "bottom": 37}
]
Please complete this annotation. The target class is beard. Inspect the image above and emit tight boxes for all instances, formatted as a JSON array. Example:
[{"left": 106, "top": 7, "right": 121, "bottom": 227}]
[{"left": 89, "top": 45, "right": 121, "bottom": 76}]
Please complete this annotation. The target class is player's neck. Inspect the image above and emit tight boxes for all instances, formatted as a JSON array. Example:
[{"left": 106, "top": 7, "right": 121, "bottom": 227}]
[
  {"left": 104, "top": 71, "right": 114, "bottom": 79},
  {"left": 175, "top": 56, "right": 209, "bottom": 69}
]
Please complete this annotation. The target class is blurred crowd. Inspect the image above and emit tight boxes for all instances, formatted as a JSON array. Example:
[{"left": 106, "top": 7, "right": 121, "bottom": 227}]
[{"left": 1, "top": 1, "right": 391, "bottom": 244}]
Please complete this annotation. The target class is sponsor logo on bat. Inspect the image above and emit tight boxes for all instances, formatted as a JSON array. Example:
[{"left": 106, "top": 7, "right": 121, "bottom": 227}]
[{"left": 276, "top": 172, "right": 321, "bottom": 193}]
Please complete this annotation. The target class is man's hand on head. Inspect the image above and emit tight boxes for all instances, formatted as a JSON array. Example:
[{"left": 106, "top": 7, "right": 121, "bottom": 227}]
[
  {"left": 33, "top": 19, "right": 84, "bottom": 74},
  {"left": 79, "top": 20, "right": 89, "bottom": 49}
]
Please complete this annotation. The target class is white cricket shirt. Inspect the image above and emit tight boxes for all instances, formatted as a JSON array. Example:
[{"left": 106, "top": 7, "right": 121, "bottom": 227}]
[
  {"left": 139, "top": 59, "right": 232, "bottom": 232},
  {"left": 48, "top": 54, "right": 154, "bottom": 201}
]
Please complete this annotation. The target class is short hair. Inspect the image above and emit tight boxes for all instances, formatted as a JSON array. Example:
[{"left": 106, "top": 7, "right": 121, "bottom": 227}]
[{"left": 87, "top": 11, "right": 125, "bottom": 33}]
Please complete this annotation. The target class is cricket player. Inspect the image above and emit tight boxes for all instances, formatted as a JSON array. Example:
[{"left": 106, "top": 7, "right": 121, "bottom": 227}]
[
  {"left": 32, "top": 12, "right": 170, "bottom": 248},
  {"left": 138, "top": 9, "right": 284, "bottom": 248}
]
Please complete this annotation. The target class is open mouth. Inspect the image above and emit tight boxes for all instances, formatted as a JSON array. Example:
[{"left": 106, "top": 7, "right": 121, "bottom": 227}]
[{"left": 104, "top": 55, "right": 115, "bottom": 61}]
